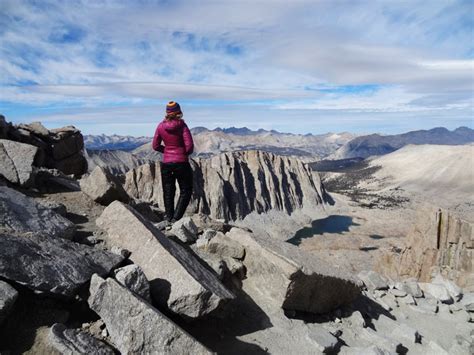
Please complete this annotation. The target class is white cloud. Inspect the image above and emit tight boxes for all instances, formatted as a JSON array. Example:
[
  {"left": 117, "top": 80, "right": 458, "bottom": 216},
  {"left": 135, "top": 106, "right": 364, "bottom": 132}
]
[
  {"left": 275, "top": 86, "right": 472, "bottom": 112},
  {"left": 1, "top": 0, "right": 472, "bottom": 133}
]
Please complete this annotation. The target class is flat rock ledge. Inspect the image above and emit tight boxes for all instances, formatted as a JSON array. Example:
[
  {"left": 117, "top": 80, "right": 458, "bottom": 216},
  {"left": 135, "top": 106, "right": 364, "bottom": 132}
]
[
  {"left": 0, "top": 232, "right": 123, "bottom": 298},
  {"left": 88, "top": 275, "right": 212, "bottom": 354},
  {"left": 0, "top": 186, "right": 76, "bottom": 240},
  {"left": 226, "top": 227, "right": 361, "bottom": 314},
  {"left": 96, "top": 201, "right": 235, "bottom": 319}
]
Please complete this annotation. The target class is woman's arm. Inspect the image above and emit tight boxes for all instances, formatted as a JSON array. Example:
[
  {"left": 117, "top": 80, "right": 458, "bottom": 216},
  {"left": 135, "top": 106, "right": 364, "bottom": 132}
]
[
  {"left": 152, "top": 124, "right": 165, "bottom": 152},
  {"left": 183, "top": 124, "right": 194, "bottom": 155}
]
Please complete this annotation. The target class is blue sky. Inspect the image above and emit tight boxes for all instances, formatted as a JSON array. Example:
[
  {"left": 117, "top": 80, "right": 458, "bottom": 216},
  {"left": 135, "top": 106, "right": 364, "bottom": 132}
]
[{"left": 0, "top": 0, "right": 473, "bottom": 135}]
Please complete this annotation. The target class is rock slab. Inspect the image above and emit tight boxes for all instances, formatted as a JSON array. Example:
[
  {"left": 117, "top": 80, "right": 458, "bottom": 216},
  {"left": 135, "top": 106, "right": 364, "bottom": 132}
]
[
  {"left": 114, "top": 264, "right": 151, "bottom": 302},
  {"left": 0, "top": 186, "right": 76, "bottom": 239},
  {"left": 0, "top": 139, "right": 39, "bottom": 186},
  {"left": 420, "top": 282, "right": 453, "bottom": 304},
  {"left": 226, "top": 227, "right": 361, "bottom": 314},
  {"left": 306, "top": 326, "right": 339, "bottom": 353},
  {"left": 96, "top": 201, "right": 234, "bottom": 318},
  {"left": 80, "top": 166, "right": 129, "bottom": 205},
  {"left": 170, "top": 217, "right": 199, "bottom": 243},
  {"left": 0, "top": 232, "right": 123, "bottom": 298},
  {"left": 358, "top": 270, "right": 389, "bottom": 291},
  {"left": 197, "top": 231, "right": 245, "bottom": 260},
  {"left": 49, "top": 323, "right": 115, "bottom": 355},
  {"left": 88, "top": 275, "right": 212, "bottom": 354},
  {"left": 396, "top": 279, "right": 423, "bottom": 298}
]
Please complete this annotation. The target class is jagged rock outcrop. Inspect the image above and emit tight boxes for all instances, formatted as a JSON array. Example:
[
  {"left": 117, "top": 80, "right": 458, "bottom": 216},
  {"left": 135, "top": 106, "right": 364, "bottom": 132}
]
[
  {"left": 377, "top": 206, "right": 474, "bottom": 291},
  {"left": 0, "top": 117, "right": 87, "bottom": 177},
  {"left": 124, "top": 150, "right": 329, "bottom": 221},
  {"left": 0, "top": 231, "right": 123, "bottom": 298},
  {"left": 80, "top": 166, "right": 129, "bottom": 205},
  {"left": 226, "top": 227, "right": 361, "bottom": 314},
  {"left": 96, "top": 201, "right": 235, "bottom": 318},
  {"left": 0, "top": 186, "right": 76, "bottom": 239},
  {"left": 88, "top": 275, "right": 212, "bottom": 354},
  {"left": 49, "top": 323, "right": 115, "bottom": 355}
]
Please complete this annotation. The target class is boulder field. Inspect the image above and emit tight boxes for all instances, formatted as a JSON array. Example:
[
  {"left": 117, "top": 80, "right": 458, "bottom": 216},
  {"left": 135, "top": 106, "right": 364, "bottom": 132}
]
[{"left": 0, "top": 119, "right": 472, "bottom": 354}]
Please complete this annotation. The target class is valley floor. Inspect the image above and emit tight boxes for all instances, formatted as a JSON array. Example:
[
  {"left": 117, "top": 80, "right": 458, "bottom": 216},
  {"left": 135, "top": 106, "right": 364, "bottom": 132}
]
[{"left": 238, "top": 191, "right": 416, "bottom": 276}]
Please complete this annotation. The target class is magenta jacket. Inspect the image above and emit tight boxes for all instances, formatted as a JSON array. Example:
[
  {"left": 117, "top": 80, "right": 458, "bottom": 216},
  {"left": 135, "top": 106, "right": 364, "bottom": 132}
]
[{"left": 152, "top": 119, "right": 194, "bottom": 163}]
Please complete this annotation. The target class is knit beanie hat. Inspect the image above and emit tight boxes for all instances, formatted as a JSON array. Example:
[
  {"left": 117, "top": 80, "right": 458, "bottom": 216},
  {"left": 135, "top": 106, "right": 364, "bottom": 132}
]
[{"left": 166, "top": 101, "right": 181, "bottom": 114}]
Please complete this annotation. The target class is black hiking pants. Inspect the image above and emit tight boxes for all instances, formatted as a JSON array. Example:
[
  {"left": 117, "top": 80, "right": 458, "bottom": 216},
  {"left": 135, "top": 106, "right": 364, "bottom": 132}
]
[{"left": 160, "top": 162, "right": 193, "bottom": 222}]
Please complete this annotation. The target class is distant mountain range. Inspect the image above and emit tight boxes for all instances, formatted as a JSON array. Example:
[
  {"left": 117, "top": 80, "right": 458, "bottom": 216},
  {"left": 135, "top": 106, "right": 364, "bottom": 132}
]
[
  {"left": 84, "top": 126, "right": 474, "bottom": 175},
  {"left": 85, "top": 149, "right": 151, "bottom": 175},
  {"left": 193, "top": 126, "right": 281, "bottom": 135},
  {"left": 85, "top": 127, "right": 356, "bottom": 161},
  {"left": 84, "top": 134, "right": 151, "bottom": 151},
  {"left": 331, "top": 127, "right": 474, "bottom": 159},
  {"left": 84, "top": 127, "right": 282, "bottom": 151}
]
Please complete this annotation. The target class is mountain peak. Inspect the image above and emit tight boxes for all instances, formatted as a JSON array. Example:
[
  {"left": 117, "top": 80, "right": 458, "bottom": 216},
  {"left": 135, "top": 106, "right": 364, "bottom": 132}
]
[{"left": 213, "top": 127, "right": 253, "bottom": 135}]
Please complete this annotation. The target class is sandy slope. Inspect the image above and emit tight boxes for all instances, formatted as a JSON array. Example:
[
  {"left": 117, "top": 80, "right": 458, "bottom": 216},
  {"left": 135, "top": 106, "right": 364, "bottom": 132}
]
[{"left": 364, "top": 144, "right": 474, "bottom": 219}]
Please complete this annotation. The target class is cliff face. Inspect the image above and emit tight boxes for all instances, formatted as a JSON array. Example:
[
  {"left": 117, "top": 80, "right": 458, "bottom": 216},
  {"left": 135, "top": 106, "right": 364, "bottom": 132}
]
[
  {"left": 377, "top": 206, "right": 474, "bottom": 290},
  {"left": 124, "top": 150, "right": 329, "bottom": 221}
]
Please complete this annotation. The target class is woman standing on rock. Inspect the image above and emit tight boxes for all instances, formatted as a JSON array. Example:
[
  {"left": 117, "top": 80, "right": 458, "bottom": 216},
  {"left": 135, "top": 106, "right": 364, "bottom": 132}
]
[{"left": 152, "top": 101, "right": 194, "bottom": 225}]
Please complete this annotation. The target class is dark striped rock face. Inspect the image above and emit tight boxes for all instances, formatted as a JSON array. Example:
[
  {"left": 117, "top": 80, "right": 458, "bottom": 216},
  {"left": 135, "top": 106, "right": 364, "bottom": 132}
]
[
  {"left": 0, "top": 186, "right": 76, "bottom": 240},
  {"left": 48, "top": 323, "right": 115, "bottom": 355},
  {"left": 0, "top": 232, "right": 123, "bottom": 298},
  {"left": 124, "top": 150, "right": 329, "bottom": 221}
]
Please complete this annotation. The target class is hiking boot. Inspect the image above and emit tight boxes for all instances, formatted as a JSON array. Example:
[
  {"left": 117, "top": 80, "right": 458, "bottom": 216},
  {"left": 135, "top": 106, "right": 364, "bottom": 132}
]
[
  {"left": 165, "top": 218, "right": 176, "bottom": 231},
  {"left": 155, "top": 219, "right": 174, "bottom": 231}
]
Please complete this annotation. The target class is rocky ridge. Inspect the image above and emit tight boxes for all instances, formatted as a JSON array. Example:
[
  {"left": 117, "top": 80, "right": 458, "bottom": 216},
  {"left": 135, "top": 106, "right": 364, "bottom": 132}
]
[
  {"left": 0, "top": 116, "right": 87, "bottom": 177},
  {"left": 125, "top": 150, "right": 330, "bottom": 221}
]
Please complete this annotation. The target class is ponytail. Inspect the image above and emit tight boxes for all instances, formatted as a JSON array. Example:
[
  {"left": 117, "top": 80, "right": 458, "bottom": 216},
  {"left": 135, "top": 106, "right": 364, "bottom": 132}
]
[{"left": 165, "top": 112, "right": 183, "bottom": 121}]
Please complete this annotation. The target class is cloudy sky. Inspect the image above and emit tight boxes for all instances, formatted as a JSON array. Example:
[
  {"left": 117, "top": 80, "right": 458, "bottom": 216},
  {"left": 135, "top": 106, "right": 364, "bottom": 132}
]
[{"left": 1, "top": 0, "right": 473, "bottom": 136}]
